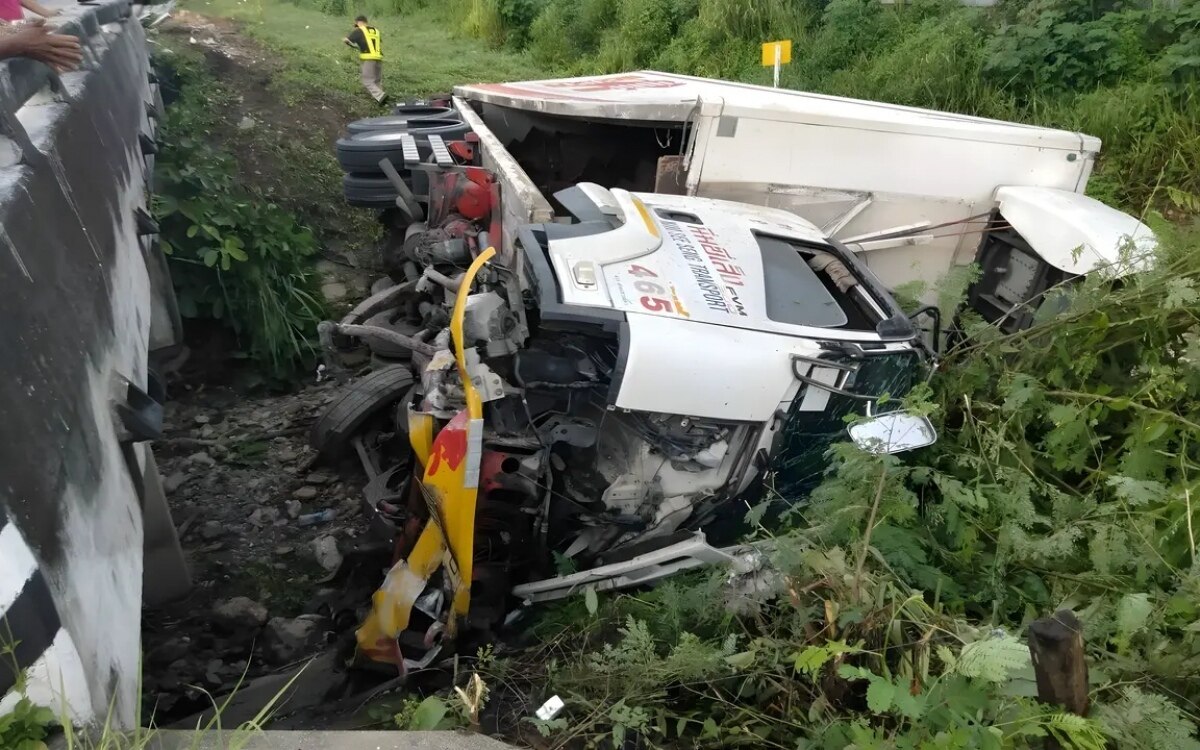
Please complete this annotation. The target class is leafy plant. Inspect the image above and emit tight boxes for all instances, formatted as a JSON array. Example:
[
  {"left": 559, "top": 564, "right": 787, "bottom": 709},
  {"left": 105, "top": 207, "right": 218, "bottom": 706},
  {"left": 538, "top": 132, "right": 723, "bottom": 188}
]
[
  {"left": 393, "top": 695, "right": 457, "bottom": 730},
  {"left": 153, "top": 54, "right": 327, "bottom": 376},
  {"left": 0, "top": 696, "right": 54, "bottom": 750}
]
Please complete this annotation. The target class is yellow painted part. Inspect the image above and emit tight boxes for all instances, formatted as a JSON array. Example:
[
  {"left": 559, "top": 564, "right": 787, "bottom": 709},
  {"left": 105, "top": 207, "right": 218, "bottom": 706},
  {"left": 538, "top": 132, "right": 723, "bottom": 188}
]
[
  {"left": 441, "top": 479, "right": 476, "bottom": 632},
  {"left": 357, "top": 247, "right": 497, "bottom": 661},
  {"left": 450, "top": 246, "right": 496, "bottom": 420},
  {"left": 631, "top": 197, "right": 660, "bottom": 239},
  {"left": 760, "top": 39, "right": 792, "bottom": 66},
  {"left": 408, "top": 407, "right": 434, "bottom": 466},
  {"left": 442, "top": 247, "right": 495, "bottom": 629},
  {"left": 355, "top": 521, "right": 445, "bottom": 655}
]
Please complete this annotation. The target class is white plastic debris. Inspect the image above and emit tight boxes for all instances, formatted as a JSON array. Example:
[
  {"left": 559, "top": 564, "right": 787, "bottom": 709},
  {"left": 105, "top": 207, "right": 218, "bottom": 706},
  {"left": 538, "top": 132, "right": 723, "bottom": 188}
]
[{"left": 535, "top": 695, "right": 564, "bottom": 721}]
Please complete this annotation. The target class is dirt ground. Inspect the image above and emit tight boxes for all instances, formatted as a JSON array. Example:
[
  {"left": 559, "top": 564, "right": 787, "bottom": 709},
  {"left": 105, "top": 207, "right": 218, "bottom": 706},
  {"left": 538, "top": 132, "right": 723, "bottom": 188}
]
[
  {"left": 142, "top": 12, "right": 387, "bottom": 720},
  {"left": 141, "top": 373, "right": 370, "bottom": 716},
  {"left": 157, "top": 11, "right": 379, "bottom": 257}
]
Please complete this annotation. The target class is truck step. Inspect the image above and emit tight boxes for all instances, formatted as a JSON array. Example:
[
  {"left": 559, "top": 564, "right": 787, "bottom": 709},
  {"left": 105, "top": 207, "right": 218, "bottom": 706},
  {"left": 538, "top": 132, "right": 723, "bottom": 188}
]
[
  {"left": 398, "top": 133, "right": 420, "bottom": 165},
  {"left": 426, "top": 134, "right": 454, "bottom": 167}
]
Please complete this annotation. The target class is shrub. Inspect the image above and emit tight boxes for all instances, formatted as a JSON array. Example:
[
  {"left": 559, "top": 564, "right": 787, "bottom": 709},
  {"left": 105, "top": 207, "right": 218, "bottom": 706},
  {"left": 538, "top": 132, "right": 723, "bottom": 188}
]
[{"left": 153, "top": 56, "right": 326, "bottom": 376}]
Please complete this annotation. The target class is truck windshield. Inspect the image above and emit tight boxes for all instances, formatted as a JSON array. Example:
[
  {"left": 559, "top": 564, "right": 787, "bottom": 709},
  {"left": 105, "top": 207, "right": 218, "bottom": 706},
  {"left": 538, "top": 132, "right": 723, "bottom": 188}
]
[{"left": 758, "top": 236, "right": 848, "bottom": 328}]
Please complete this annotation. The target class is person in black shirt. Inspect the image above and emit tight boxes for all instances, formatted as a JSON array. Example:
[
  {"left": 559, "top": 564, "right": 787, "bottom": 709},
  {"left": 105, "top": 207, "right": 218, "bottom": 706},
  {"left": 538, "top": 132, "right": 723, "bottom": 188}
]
[{"left": 344, "top": 15, "right": 386, "bottom": 105}]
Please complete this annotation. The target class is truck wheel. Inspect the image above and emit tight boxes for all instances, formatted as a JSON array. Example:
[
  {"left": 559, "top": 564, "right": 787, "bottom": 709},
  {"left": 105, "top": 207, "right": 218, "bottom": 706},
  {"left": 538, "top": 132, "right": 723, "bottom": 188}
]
[
  {"left": 347, "top": 108, "right": 457, "bottom": 134},
  {"left": 342, "top": 173, "right": 430, "bottom": 208},
  {"left": 361, "top": 308, "right": 421, "bottom": 360},
  {"left": 310, "top": 366, "right": 415, "bottom": 462},
  {"left": 343, "top": 173, "right": 398, "bottom": 208},
  {"left": 334, "top": 120, "right": 472, "bottom": 173}
]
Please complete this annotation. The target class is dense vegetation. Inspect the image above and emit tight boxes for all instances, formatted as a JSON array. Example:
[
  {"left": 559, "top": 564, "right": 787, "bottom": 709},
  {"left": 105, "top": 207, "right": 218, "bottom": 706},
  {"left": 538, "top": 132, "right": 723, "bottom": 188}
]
[
  {"left": 430, "top": 0, "right": 1198, "bottom": 217},
  {"left": 154, "top": 56, "right": 327, "bottom": 377}
]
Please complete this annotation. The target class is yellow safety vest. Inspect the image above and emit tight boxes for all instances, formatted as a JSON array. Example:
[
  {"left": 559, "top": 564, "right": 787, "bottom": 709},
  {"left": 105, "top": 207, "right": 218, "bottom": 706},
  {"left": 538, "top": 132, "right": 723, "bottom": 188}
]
[{"left": 360, "top": 26, "right": 383, "bottom": 61}]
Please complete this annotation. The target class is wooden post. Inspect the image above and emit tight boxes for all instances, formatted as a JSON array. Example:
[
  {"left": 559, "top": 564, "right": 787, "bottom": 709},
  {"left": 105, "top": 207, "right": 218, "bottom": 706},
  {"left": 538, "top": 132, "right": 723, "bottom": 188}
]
[{"left": 1028, "top": 609, "right": 1089, "bottom": 748}]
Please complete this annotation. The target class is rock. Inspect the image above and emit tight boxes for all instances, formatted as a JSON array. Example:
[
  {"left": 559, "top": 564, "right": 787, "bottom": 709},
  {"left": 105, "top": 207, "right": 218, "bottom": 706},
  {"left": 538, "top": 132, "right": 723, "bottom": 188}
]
[
  {"left": 263, "top": 615, "right": 325, "bottom": 664},
  {"left": 189, "top": 451, "right": 216, "bottom": 467},
  {"left": 212, "top": 596, "right": 268, "bottom": 630},
  {"left": 163, "top": 471, "right": 189, "bottom": 494},
  {"left": 248, "top": 507, "right": 280, "bottom": 527},
  {"left": 194, "top": 414, "right": 211, "bottom": 425},
  {"left": 304, "top": 473, "right": 334, "bottom": 486},
  {"left": 237, "top": 115, "right": 257, "bottom": 131},
  {"left": 200, "top": 521, "right": 223, "bottom": 541},
  {"left": 204, "top": 662, "right": 223, "bottom": 687},
  {"left": 285, "top": 499, "right": 302, "bottom": 519},
  {"left": 320, "top": 281, "right": 348, "bottom": 303},
  {"left": 149, "top": 637, "right": 191, "bottom": 665},
  {"left": 274, "top": 545, "right": 293, "bottom": 555},
  {"left": 204, "top": 657, "right": 225, "bottom": 685},
  {"left": 310, "top": 535, "right": 342, "bottom": 572},
  {"left": 292, "top": 486, "right": 319, "bottom": 501},
  {"left": 276, "top": 448, "right": 299, "bottom": 463}
]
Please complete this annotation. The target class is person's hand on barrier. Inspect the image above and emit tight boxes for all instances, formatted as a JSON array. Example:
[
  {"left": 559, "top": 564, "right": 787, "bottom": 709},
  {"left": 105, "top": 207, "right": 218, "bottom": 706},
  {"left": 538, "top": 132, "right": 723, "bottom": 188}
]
[{"left": 0, "top": 19, "right": 82, "bottom": 72}]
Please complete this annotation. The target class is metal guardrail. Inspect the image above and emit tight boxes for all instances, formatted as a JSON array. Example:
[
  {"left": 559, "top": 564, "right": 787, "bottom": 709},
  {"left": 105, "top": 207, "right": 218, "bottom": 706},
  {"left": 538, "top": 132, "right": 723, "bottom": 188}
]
[{"left": 0, "top": 0, "right": 135, "bottom": 166}]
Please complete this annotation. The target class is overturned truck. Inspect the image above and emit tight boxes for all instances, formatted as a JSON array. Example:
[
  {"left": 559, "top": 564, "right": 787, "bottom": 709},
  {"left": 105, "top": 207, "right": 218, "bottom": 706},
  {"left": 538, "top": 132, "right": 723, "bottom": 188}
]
[{"left": 320, "top": 71, "right": 1154, "bottom": 672}]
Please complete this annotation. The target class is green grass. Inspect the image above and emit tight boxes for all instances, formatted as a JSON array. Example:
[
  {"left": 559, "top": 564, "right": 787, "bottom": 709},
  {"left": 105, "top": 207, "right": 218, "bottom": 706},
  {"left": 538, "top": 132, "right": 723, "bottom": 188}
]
[{"left": 183, "top": 0, "right": 556, "bottom": 101}]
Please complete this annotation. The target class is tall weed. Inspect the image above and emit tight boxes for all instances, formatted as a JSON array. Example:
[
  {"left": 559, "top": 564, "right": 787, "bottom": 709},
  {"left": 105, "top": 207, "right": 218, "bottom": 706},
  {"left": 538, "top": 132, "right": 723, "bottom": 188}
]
[{"left": 153, "top": 55, "right": 326, "bottom": 376}]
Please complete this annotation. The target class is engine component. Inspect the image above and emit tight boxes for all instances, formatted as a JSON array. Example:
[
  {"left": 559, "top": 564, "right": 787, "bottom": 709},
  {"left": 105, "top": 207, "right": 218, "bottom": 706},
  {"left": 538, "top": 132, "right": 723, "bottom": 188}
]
[
  {"left": 361, "top": 307, "right": 423, "bottom": 359},
  {"left": 601, "top": 474, "right": 648, "bottom": 515},
  {"left": 515, "top": 348, "right": 598, "bottom": 385},
  {"left": 627, "top": 412, "right": 731, "bottom": 468},
  {"left": 463, "top": 292, "right": 516, "bottom": 356},
  {"left": 540, "top": 416, "right": 597, "bottom": 447},
  {"left": 455, "top": 180, "right": 491, "bottom": 221},
  {"left": 470, "top": 362, "right": 507, "bottom": 403},
  {"left": 404, "top": 227, "right": 471, "bottom": 265}
]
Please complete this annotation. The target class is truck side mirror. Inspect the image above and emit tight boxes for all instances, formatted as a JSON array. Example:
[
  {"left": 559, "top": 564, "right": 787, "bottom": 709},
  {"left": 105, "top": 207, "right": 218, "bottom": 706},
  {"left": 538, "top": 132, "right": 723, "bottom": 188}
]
[{"left": 848, "top": 413, "right": 937, "bottom": 455}]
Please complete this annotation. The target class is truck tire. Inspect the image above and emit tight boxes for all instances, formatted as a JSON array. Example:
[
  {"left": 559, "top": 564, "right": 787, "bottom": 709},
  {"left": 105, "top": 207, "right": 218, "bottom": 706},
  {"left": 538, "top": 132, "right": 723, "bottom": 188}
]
[
  {"left": 343, "top": 173, "right": 398, "bottom": 208},
  {"left": 310, "top": 366, "right": 415, "bottom": 462},
  {"left": 361, "top": 308, "right": 422, "bottom": 359},
  {"left": 347, "top": 108, "right": 457, "bottom": 135},
  {"left": 342, "top": 173, "right": 429, "bottom": 208},
  {"left": 334, "top": 120, "right": 472, "bottom": 173}
]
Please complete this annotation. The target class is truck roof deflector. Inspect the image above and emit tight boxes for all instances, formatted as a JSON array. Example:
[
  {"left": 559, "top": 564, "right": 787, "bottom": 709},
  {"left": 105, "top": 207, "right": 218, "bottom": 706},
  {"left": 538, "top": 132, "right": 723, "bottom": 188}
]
[{"left": 995, "top": 186, "right": 1156, "bottom": 277}]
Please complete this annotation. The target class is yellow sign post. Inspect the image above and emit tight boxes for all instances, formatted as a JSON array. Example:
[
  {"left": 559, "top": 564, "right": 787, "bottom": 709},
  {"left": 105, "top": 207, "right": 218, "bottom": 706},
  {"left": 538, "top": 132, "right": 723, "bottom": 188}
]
[{"left": 761, "top": 40, "right": 792, "bottom": 88}]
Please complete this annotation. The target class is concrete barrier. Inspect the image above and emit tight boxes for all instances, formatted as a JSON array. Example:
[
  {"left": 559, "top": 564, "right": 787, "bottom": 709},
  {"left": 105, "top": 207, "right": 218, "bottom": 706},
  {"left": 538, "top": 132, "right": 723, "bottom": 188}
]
[{"left": 0, "top": 0, "right": 184, "bottom": 726}]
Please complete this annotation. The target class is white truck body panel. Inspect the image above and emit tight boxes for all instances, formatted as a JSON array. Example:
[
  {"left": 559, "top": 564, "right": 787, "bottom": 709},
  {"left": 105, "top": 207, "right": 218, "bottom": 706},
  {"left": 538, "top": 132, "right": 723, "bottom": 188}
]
[
  {"left": 995, "top": 186, "right": 1156, "bottom": 275},
  {"left": 456, "top": 71, "right": 1096, "bottom": 152},
  {"left": 454, "top": 71, "right": 1154, "bottom": 295}
]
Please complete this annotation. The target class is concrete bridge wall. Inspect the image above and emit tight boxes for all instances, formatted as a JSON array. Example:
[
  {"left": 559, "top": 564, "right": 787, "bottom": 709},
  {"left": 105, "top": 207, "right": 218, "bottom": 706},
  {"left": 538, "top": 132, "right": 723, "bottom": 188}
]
[{"left": 0, "top": 0, "right": 182, "bottom": 726}]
